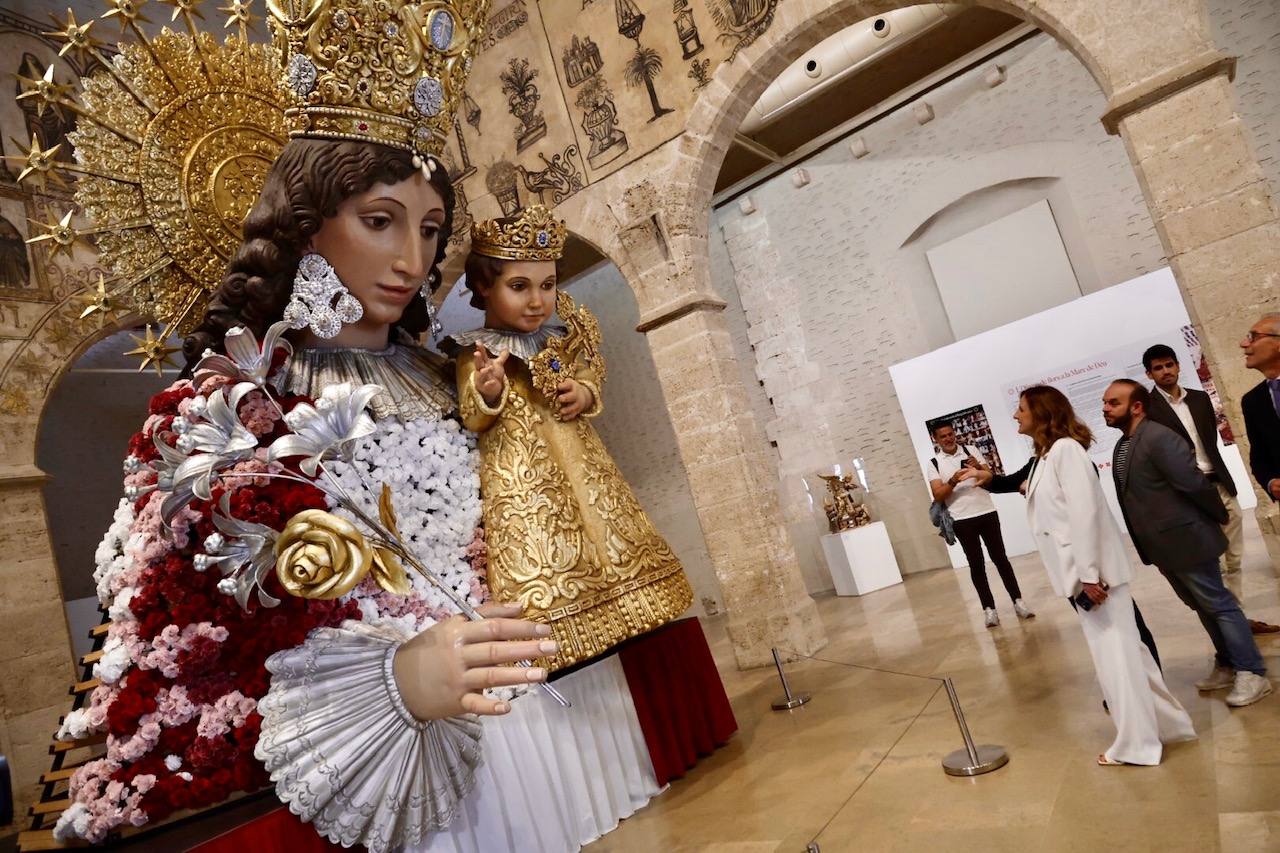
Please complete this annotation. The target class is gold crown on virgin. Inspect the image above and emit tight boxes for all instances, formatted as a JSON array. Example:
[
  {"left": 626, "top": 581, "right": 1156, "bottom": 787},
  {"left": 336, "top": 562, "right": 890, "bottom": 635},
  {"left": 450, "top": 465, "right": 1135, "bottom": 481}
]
[
  {"left": 12, "top": 0, "right": 491, "bottom": 369},
  {"left": 269, "top": 0, "right": 489, "bottom": 158},
  {"left": 470, "top": 205, "right": 567, "bottom": 262}
]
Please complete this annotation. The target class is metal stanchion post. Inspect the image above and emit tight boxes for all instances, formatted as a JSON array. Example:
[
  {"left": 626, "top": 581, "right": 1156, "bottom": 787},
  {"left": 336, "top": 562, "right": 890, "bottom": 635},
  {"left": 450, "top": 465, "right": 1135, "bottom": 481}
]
[
  {"left": 770, "top": 648, "right": 811, "bottom": 711},
  {"left": 940, "top": 676, "right": 1008, "bottom": 776}
]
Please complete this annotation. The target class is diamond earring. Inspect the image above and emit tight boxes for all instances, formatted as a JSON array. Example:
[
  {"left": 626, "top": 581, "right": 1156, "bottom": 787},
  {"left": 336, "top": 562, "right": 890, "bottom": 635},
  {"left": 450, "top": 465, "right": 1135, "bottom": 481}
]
[
  {"left": 284, "top": 253, "right": 363, "bottom": 339},
  {"left": 421, "top": 270, "right": 443, "bottom": 339}
]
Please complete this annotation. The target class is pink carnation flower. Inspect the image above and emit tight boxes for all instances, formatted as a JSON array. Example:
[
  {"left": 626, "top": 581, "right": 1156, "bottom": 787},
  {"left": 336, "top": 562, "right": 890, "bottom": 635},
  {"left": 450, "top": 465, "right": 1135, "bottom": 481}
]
[
  {"left": 237, "top": 390, "right": 281, "bottom": 436},
  {"left": 140, "top": 623, "right": 229, "bottom": 679},
  {"left": 196, "top": 690, "right": 258, "bottom": 739}
]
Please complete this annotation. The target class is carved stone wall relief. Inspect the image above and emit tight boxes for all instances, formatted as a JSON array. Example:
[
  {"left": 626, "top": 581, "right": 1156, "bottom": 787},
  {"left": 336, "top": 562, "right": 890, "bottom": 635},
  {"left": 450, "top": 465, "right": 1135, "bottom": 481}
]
[
  {"left": 673, "top": 1, "right": 705, "bottom": 60},
  {"left": 576, "top": 74, "right": 629, "bottom": 168},
  {"left": 501, "top": 57, "right": 549, "bottom": 152},
  {"left": 617, "top": 0, "right": 674, "bottom": 123},
  {"left": 707, "top": 0, "right": 780, "bottom": 61},
  {"left": 520, "top": 143, "right": 585, "bottom": 206}
]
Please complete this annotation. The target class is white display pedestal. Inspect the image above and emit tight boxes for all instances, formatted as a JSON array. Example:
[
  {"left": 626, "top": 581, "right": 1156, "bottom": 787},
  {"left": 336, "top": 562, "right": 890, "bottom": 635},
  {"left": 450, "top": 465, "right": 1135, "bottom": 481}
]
[{"left": 821, "top": 522, "right": 903, "bottom": 596}]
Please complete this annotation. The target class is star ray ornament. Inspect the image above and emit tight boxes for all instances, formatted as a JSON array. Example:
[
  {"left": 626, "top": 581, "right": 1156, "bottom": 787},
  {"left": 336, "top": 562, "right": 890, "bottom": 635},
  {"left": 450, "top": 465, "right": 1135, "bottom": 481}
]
[
  {"left": 6, "top": 136, "right": 68, "bottom": 191},
  {"left": 78, "top": 273, "right": 120, "bottom": 320},
  {"left": 124, "top": 324, "right": 181, "bottom": 375},
  {"left": 45, "top": 9, "right": 102, "bottom": 59},
  {"left": 15, "top": 65, "right": 73, "bottom": 120},
  {"left": 26, "top": 210, "right": 84, "bottom": 260}
]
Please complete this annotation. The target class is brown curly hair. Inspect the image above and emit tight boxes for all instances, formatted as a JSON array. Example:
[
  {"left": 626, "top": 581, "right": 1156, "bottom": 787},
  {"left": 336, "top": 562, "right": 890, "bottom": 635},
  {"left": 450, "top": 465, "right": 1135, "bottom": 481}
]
[
  {"left": 183, "top": 139, "right": 455, "bottom": 365},
  {"left": 1020, "top": 385, "right": 1095, "bottom": 455}
]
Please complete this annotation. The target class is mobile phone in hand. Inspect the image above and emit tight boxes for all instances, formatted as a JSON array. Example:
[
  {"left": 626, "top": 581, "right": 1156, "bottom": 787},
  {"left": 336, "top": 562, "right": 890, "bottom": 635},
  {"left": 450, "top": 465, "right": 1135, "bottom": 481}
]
[{"left": 1074, "top": 584, "right": 1108, "bottom": 611}]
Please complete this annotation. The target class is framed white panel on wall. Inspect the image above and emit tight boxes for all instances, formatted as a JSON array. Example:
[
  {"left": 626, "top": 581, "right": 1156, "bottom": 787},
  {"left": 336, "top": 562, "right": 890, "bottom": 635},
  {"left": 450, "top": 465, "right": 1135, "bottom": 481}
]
[{"left": 926, "top": 199, "right": 1081, "bottom": 340}]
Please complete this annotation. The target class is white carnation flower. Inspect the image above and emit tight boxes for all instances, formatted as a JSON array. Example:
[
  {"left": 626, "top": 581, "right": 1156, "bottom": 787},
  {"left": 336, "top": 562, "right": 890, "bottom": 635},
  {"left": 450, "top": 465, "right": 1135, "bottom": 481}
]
[
  {"left": 329, "top": 417, "right": 484, "bottom": 628},
  {"left": 108, "top": 586, "right": 137, "bottom": 623},
  {"left": 56, "top": 708, "right": 91, "bottom": 740},
  {"left": 54, "top": 802, "right": 91, "bottom": 842},
  {"left": 94, "top": 636, "right": 132, "bottom": 685},
  {"left": 93, "top": 498, "right": 137, "bottom": 605}
]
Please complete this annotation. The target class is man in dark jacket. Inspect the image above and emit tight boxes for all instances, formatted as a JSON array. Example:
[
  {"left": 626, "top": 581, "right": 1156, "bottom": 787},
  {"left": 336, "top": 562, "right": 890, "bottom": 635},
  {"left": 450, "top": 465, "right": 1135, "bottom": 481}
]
[
  {"left": 1240, "top": 314, "right": 1280, "bottom": 503},
  {"left": 1143, "top": 343, "right": 1278, "bottom": 634},
  {"left": 1104, "top": 379, "right": 1270, "bottom": 707}
]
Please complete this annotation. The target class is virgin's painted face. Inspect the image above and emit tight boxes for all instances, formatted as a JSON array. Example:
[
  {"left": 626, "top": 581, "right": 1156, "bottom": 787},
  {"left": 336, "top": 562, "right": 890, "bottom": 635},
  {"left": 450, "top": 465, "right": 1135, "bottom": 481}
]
[
  {"left": 480, "top": 259, "right": 557, "bottom": 334},
  {"left": 308, "top": 170, "right": 445, "bottom": 333}
]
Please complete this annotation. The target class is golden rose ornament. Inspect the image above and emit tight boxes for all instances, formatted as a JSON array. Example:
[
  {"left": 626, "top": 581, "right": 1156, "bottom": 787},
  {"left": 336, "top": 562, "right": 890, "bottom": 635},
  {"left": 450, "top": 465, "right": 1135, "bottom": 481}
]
[{"left": 275, "top": 510, "right": 373, "bottom": 599}]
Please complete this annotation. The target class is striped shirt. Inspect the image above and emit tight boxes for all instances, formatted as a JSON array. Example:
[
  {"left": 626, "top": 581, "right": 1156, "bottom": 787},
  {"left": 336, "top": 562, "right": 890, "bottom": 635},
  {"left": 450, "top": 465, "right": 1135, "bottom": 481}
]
[{"left": 1114, "top": 436, "right": 1131, "bottom": 490}]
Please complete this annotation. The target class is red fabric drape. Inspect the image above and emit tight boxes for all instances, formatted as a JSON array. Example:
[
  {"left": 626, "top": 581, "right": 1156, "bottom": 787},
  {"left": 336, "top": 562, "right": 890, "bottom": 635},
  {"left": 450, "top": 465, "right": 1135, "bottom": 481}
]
[
  {"left": 618, "top": 617, "right": 737, "bottom": 786},
  {"left": 188, "top": 805, "right": 353, "bottom": 853}
]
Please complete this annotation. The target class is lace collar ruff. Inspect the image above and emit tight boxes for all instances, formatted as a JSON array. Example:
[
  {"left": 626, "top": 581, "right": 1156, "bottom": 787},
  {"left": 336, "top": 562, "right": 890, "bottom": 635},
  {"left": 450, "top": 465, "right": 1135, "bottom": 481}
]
[
  {"left": 282, "top": 343, "right": 456, "bottom": 422},
  {"left": 444, "top": 325, "right": 566, "bottom": 362}
]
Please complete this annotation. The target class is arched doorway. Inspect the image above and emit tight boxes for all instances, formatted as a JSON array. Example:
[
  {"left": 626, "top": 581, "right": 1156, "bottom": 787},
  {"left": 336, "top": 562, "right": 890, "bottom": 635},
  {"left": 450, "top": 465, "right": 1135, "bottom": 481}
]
[
  {"left": 575, "top": 0, "right": 1280, "bottom": 669},
  {"left": 38, "top": 326, "right": 182, "bottom": 663}
]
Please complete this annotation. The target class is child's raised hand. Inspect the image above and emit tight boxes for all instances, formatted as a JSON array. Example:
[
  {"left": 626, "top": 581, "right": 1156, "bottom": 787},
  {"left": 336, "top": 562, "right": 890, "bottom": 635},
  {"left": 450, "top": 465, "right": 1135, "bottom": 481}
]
[
  {"left": 474, "top": 345, "right": 509, "bottom": 406},
  {"left": 556, "top": 379, "right": 593, "bottom": 421}
]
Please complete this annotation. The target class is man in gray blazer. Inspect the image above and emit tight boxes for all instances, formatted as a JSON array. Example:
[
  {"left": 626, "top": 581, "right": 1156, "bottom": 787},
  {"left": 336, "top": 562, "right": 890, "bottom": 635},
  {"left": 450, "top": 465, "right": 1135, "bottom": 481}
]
[{"left": 1103, "top": 379, "right": 1270, "bottom": 707}]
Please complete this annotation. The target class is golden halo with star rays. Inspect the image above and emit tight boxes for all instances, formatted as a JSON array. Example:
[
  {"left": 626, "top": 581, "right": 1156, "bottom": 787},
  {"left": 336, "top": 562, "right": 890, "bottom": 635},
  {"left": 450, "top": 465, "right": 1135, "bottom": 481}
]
[{"left": 9, "top": 0, "right": 290, "bottom": 368}]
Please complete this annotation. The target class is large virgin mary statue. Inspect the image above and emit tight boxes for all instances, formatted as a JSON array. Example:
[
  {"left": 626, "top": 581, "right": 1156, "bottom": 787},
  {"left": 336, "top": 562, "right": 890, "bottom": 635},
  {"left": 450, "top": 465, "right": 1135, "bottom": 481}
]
[{"left": 27, "top": 2, "right": 595, "bottom": 850}]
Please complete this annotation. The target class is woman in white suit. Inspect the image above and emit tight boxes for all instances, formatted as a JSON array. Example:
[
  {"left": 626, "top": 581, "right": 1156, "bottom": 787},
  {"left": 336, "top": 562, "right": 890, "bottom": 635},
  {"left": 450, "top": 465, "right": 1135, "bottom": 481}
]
[{"left": 965, "top": 385, "right": 1194, "bottom": 765}]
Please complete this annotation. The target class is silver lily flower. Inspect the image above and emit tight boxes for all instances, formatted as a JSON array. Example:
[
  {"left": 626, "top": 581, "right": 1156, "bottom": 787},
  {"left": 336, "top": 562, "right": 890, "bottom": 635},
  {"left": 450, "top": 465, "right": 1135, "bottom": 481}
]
[
  {"left": 268, "top": 382, "right": 380, "bottom": 477},
  {"left": 202, "top": 494, "right": 281, "bottom": 609},
  {"left": 151, "top": 382, "right": 260, "bottom": 526},
  {"left": 192, "top": 321, "right": 294, "bottom": 390}
]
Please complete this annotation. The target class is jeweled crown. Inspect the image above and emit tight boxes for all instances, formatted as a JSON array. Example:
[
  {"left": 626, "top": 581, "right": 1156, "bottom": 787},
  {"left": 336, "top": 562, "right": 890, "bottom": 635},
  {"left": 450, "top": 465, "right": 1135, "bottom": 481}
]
[
  {"left": 267, "top": 0, "right": 489, "bottom": 157},
  {"left": 469, "top": 205, "right": 567, "bottom": 262}
]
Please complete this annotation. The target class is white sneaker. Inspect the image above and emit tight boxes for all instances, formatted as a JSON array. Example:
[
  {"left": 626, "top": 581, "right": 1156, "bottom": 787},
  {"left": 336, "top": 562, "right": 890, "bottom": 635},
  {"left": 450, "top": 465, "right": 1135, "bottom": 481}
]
[
  {"left": 984, "top": 608, "right": 1000, "bottom": 628},
  {"left": 1195, "top": 664, "right": 1236, "bottom": 692},
  {"left": 1013, "top": 599, "right": 1035, "bottom": 620},
  {"left": 1226, "top": 672, "right": 1272, "bottom": 707}
]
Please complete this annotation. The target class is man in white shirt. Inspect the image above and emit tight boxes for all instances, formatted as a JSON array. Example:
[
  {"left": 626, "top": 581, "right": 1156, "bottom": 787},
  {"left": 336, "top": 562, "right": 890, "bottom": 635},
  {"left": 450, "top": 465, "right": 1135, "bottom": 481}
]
[
  {"left": 927, "top": 422, "right": 1034, "bottom": 628},
  {"left": 1143, "top": 344, "right": 1279, "bottom": 634}
]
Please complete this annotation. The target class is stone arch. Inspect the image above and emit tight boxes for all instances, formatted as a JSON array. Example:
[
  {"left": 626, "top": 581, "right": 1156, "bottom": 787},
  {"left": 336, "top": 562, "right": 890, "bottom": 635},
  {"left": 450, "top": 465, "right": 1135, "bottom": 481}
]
[
  {"left": 602, "top": 0, "right": 1280, "bottom": 669},
  {"left": 648, "top": 0, "right": 1276, "bottom": 407},
  {"left": 0, "top": 296, "right": 148, "bottom": 821},
  {"left": 880, "top": 141, "right": 1093, "bottom": 249},
  {"left": 0, "top": 293, "right": 141, "bottom": 459},
  {"left": 660, "top": 0, "right": 1226, "bottom": 285}
]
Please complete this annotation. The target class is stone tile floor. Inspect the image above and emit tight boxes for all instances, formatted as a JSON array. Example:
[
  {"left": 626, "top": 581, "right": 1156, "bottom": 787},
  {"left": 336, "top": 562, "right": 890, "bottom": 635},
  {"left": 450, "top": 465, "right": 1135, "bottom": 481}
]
[{"left": 589, "top": 518, "right": 1280, "bottom": 852}]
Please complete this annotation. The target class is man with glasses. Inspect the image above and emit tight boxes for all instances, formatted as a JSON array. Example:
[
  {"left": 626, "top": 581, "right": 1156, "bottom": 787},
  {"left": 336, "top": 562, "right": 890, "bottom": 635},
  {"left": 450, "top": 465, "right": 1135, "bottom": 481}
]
[
  {"left": 1241, "top": 315, "right": 1280, "bottom": 504},
  {"left": 1142, "top": 343, "right": 1279, "bottom": 634}
]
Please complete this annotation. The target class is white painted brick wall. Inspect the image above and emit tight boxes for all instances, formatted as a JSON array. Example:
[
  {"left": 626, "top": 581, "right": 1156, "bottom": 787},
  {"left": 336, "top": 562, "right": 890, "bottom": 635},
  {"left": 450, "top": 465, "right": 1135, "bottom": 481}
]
[{"left": 710, "top": 33, "right": 1179, "bottom": 581}]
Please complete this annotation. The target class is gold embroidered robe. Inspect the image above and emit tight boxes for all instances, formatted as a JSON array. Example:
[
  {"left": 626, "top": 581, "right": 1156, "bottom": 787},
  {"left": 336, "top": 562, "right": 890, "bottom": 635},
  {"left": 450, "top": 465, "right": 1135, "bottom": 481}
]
[{"left": 455, "top": 340, "right": 693, "bottom": 671}]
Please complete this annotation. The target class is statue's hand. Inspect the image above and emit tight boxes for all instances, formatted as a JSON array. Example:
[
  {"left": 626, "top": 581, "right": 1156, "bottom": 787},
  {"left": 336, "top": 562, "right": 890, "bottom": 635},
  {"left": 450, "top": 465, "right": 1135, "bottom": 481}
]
[
  {"left": 392, "top": 602, "right": 557, "bottom": 719},
  {"left": 474, "top": 345, "right": 510, "bottom": 407},
  {"left": 555, "top": 378, "right": 593, "bottom": 420}
]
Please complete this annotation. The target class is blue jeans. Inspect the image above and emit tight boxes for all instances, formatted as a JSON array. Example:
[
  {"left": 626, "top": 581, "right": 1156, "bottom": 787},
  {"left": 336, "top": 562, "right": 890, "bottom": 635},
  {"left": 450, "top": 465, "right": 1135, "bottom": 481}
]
[{"left": 1157, "top": 558, "right": 1265, "bottom": 676}]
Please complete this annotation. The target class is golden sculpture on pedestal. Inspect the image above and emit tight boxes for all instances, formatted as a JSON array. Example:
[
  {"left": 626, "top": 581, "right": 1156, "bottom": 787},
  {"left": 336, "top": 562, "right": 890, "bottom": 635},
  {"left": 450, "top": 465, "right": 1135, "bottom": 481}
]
[{"left": 819, "top": 473, "right": 872, "bottom": 533}]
